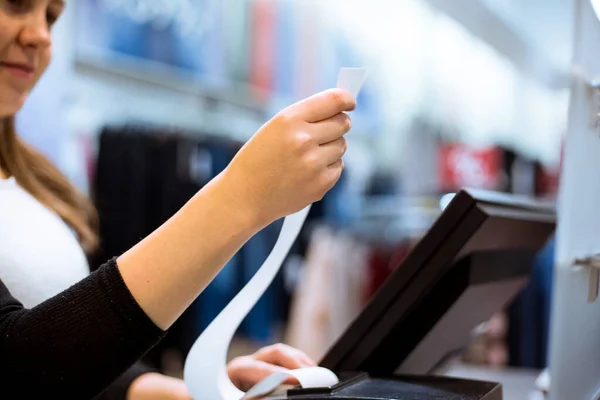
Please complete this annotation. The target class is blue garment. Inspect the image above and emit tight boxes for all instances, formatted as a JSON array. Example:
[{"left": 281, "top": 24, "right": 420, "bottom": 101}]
[
  {"left": 193, "top": 142, "right": 287, "bottom": 343},
  {"left": 196, "top": 219, "right": 285, "bottom": 343},
  {"left": 239, "top": 219, "right": 284, "bottom": 343},
  {"left": 194, "top": 148, "right": 350, "bottom": 343},
  {"left": 194, "top": 140, "right": 242, "bottom": 334},
  {"left": 171, "top": 1, "right": 226, "bottom": 83},
  {"left": 273, "top": 0, "right": 296, "bottom": 99},
  {"left": 537, "top": 237, "right": 555, "bottom": 367},
  {"left": 106, "top": 11, "right": 151, "bottom": 60},
  {"left": 508, "top": 236, "right": 555, "bottom": 368},
  {"left": 197, "top": 255, "right": 240, "bottom": 335}
]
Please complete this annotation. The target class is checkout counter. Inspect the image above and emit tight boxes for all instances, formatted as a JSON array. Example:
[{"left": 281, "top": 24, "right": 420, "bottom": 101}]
[{"left": 271, "top": 189, "right": 555, "bottom": 399}]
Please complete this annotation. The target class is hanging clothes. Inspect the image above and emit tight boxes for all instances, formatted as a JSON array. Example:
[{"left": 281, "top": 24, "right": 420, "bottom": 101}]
[
  {"left": 285, "top": 225, "right": 369, "bottom": 361},
  {"left": 285, "top": 226, "right": 338, "bottom": 361},
  {"left": 92, "top": 127, "right": 215, "bottom": 370},
  {"left": 248, "top": 0, "right": 276, "bottom": 100},
  {"left": 507, "top": 236, "right": 555, "bottom": 369},
  {"left": 91, "top": 125, "right": 299, "bottom": 372}
]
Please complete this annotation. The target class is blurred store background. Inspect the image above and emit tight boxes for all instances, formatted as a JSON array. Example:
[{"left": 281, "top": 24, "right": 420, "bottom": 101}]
[{"left": 18, "top": 0, "right": 572, "bottom": 393}]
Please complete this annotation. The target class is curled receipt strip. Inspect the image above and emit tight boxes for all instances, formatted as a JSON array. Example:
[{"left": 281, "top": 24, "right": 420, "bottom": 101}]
[
  {"left": 241, "top": 367, "right": 340, "bottom": 400},
  {"left": 183, "top": 67, "right": 368, "bottom": 400}
]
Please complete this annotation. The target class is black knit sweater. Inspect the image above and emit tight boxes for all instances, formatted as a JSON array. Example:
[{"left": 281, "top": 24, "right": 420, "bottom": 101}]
[{"left": 0, "top": 258, "right": 166, "bottom": 399}]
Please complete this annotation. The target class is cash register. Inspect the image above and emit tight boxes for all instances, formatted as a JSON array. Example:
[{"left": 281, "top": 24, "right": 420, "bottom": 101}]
[{"left": 276, "top": 189, "right": 555, "bottom": 399}]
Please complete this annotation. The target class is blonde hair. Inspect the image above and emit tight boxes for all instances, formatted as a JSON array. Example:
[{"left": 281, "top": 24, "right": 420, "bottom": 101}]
[{"left": 0, "top": 116, "right": 99, "bottom": 253}]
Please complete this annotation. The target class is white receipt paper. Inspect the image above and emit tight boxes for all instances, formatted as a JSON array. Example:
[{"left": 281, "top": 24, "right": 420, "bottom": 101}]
[
  {"left": 337, "top": 67, "right": 368, "bottom": 99},
  {"left": 183, "top": 67, "right": 368, "bottom": 400},
  {"left": 241, "top": 367, "right": 340, "bottom": 400}
]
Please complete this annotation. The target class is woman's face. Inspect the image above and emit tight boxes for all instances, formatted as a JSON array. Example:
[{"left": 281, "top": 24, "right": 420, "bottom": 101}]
[{"left": 0, "top": 0, "right": 64, "bottom": 117}]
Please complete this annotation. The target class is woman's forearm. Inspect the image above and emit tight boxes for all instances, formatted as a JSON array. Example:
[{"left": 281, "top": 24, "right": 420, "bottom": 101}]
[
  {"left": 117, "top": 89, "right": 356, "bottom": 331},
  {"left": 0, "top": 89, "right": 355, "bottom": 399},
  {"left": 117, "top": 172, "right": 261, "bottom": 330}
]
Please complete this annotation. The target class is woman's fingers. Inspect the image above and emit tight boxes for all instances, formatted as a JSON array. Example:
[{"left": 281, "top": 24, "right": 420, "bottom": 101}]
[
  {"left": 253, "top": 343, "right": 316, "bottom": 369},
  {"left": 319, "top": 137, "right": 347, "bottom": 167},
  {"left": 311, "top": 112, "right": 352, "bottom": 145}
]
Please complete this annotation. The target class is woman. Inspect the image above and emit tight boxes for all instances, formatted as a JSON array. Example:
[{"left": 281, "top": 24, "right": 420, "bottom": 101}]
[{"left": 0, "top": 1, "right": 354, "bottom": 398}]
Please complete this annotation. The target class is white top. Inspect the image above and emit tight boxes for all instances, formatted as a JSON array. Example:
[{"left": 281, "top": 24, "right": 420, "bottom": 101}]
[{"left": 0, "top": 177, "right": 89, "bottom": 308}]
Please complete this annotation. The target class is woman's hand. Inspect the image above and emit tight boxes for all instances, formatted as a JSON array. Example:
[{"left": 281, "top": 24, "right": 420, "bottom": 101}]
[
  {"left": 227, "top": 343, "right": 317, "bottom": 391},
  {"left": 222, "top": 89, "right": 356, "bottom": 229},
  {"left": 117, "top": 89, "right": 355, "bottom": 332},
  {"left": 127, "top": 373, "right": 192, "bottom": 400},
  {"left": 126, "top": 344, "right": 314, "bottom": 398}
]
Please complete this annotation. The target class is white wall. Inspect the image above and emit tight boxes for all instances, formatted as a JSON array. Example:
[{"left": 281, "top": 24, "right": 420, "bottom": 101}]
[{"left": 482, "top": 0, "right": 575, "bottom": 70}]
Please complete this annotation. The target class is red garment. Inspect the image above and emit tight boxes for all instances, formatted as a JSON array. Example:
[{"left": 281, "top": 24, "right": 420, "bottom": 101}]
[
  {"left": 364, "top": 242, "right": 412, "bottom": 304},
  {"left": 389, "top": 242, "right": 412, "bottom": 272},
  {"left": 364, "top": 247, "right": 391, "bottom": 304},
  {"left": 249, "top": 0, "right": 276, "bottom": 100}
]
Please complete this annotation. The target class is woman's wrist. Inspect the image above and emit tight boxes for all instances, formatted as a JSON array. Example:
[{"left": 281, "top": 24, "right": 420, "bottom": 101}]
[
  {"left": 207, "top": 169, "right": 269, "bottom": 233},
  {"left": 117, "top": 167, "right": 268, "bottom": 330}
]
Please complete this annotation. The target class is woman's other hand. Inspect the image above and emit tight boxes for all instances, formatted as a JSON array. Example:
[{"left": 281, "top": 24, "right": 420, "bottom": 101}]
[
  {"left": 127, "top": 373, "right": 191, "bottom": 400},
  {"left": 222, "top": 89, "right": 356, "bottom": 228},
  {"left": 227, "top": 343, "right": 316, "bottom": 391}
]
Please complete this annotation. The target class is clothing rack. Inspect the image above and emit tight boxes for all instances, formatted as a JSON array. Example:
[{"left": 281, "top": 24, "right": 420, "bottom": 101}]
[
  {"left": 70, "top": 58, "right": 270, "bottom": 144},
  {"left": 343, "top": 194, "right": 442, "bottom": 245},
  {"left": 98, "top": 122, "right": 246, "bottom": 149},
  {"left": 90, "top": 125, "right": 353, "bottom": 374}
]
